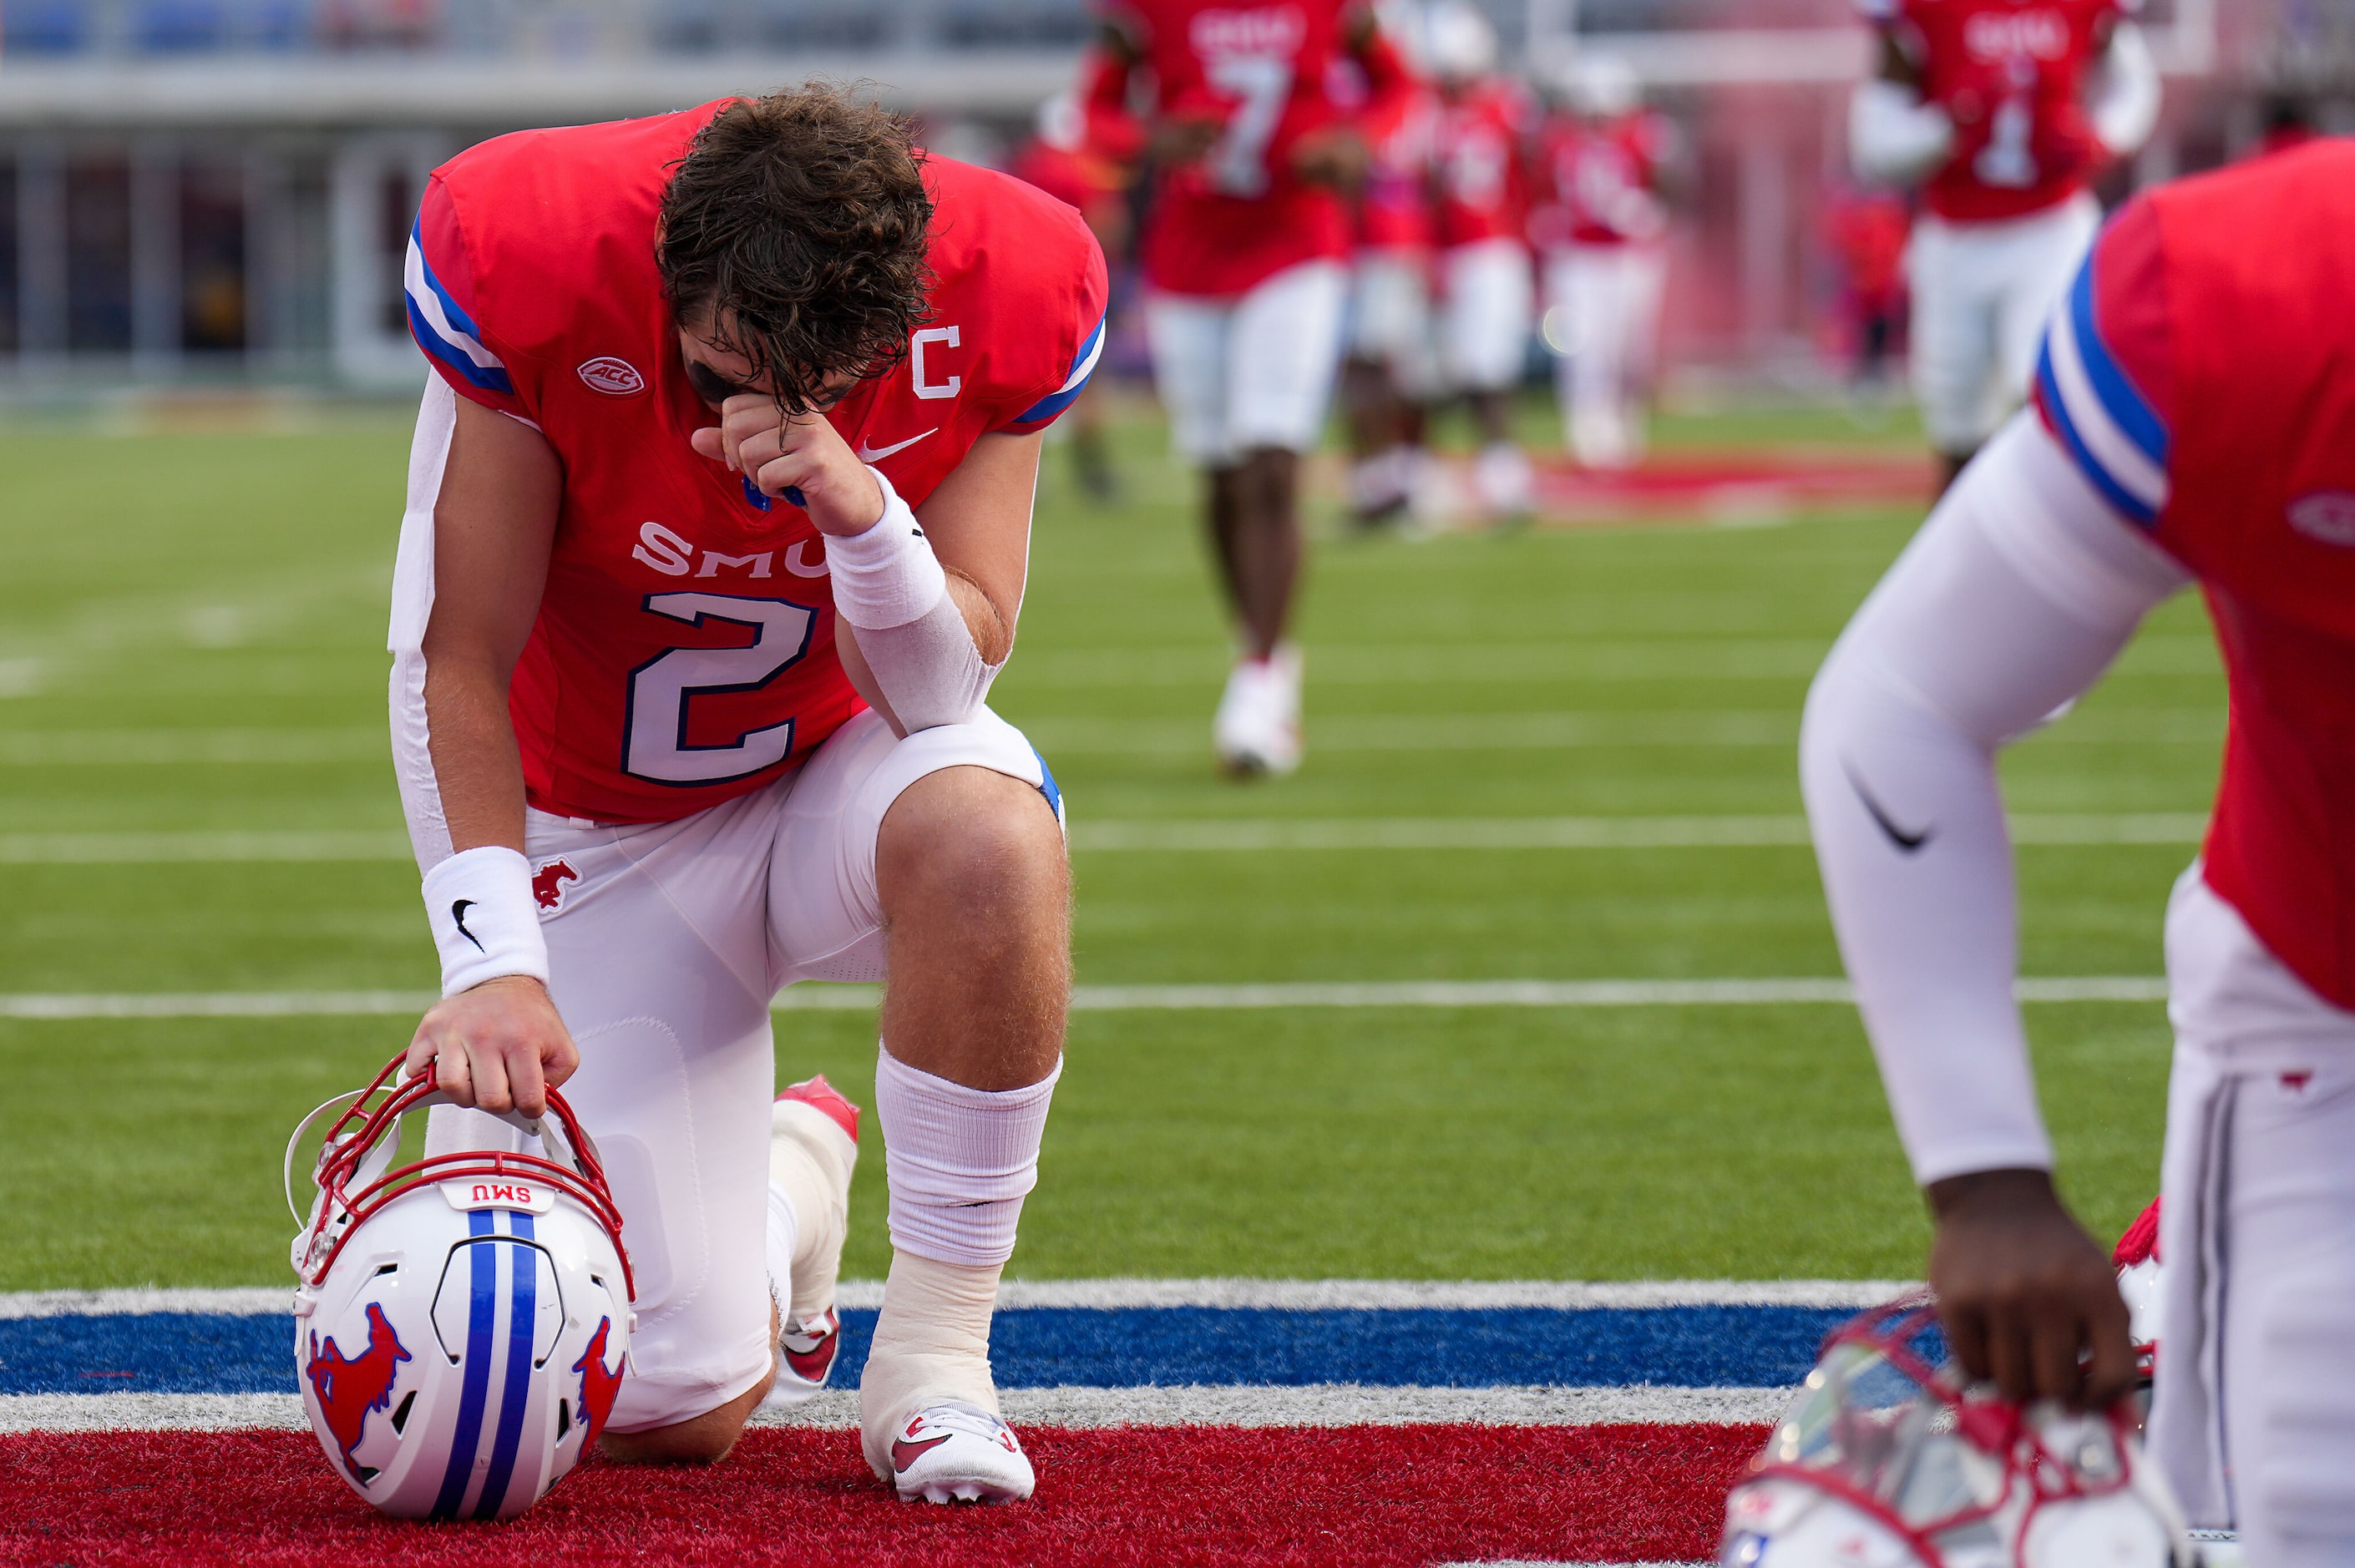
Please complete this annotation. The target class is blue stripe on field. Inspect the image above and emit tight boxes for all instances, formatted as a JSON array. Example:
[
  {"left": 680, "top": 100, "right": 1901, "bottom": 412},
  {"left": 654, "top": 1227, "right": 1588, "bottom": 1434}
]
[{"left": 0, "top": 1305, "right": 1847, "bottom": 1395}]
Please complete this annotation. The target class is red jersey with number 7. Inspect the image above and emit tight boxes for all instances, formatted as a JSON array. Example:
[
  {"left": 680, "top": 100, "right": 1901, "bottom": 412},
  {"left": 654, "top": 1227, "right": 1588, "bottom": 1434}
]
[
  {"left": 403, "top": 102, "right": 1107, "bottom": 824},
  {"left": 1086, "top": 0, "right": 1408, "bottom": 296},
  {"left": 1859, "top": 0, "right": 2130, "bottom": 223}
]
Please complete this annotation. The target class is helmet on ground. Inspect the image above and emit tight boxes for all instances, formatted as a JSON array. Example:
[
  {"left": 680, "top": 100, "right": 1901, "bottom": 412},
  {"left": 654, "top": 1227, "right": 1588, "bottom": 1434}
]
[
  {"left": 1419, "top": 0, "right": 1497, "bottom": 83},
  {"left": 287, "top": 1050, "right": 634, "bottom": 1520},
  {"left": 1719, "top": 1295, "right": 2191, "bottom": 1568},
  {"left": 1562, "top": 53, "right": 1641, "bottom": 119}
]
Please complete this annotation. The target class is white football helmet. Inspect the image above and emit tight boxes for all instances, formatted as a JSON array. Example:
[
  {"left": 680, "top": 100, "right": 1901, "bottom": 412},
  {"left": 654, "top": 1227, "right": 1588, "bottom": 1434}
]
[
  {"left": 1419, "top": 0, "right": 1497, "bottom": 83},
  {"left": 287, "top": 1051, "right": 635, "bottom": 1521},
  {"left": 1562, "top": 53, "right": 1642, "bottom": 119},
  {"left": 1719, "top": 1297, "right": 2192, "bottom": 1568}
]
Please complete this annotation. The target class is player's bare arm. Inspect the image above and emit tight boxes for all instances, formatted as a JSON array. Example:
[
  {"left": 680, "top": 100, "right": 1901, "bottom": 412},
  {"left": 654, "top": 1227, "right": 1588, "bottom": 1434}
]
[{"left": 405, "top": 395, "right": 578, "bottom": 1120}]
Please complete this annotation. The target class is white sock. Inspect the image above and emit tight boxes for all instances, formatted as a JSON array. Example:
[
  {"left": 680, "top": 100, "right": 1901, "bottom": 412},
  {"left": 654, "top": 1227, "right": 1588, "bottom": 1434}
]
[
  {"left": 763, "top": 1181, "right": 800, "bottom": 1328},
  {"left": 873, "top": 1043, "right": 1060, "bottom": 1268},
  {"left": 859, "top": 1250, "right": 1005, "bottom": 1481}
]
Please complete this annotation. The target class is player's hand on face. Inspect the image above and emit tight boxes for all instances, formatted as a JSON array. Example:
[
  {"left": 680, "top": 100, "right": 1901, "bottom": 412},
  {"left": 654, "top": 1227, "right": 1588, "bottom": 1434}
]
[
  {"left": 690, "top": 394, "right": 886, "bottom": 538},
  {"left": 1925, "top": 1167, "right": 2137, "bottom": 1411},
  {"left": 406, "top": 974, "right": 580, "bottom": 1120}
]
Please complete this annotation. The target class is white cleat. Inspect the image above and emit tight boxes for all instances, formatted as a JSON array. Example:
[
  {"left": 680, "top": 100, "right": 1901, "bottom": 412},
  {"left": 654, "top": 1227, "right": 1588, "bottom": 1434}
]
[
  {"left": 888, "top": 1400, "right": 1036, "bottom": 1505},
  {"left": 1213, "top": 648, "right": 1303, "bottom": 777}
]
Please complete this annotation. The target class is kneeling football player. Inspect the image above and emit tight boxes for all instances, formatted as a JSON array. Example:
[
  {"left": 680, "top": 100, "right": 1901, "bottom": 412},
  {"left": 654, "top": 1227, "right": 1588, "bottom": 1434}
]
[
  {"left": 1803, "top": 143, "right": 2355, "bottom": 1564},
  {"left": 391, "top": 86, "right": 1106, "bottom": 1500}
]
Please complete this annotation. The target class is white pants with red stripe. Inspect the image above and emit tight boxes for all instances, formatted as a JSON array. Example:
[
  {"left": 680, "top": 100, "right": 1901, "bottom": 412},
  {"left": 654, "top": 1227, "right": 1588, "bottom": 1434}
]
[
  {"left": 2151, "top": 866, "right": 2355, "bottom": 1565},
  {"left": 428, "top": 707, "right": 1058, "bottom": 1434}
]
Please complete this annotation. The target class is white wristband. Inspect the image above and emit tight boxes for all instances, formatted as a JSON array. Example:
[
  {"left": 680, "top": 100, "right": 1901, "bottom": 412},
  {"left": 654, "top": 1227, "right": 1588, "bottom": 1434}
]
[
  {"left": 827, "top": 467, "right": 950, "bottom": 631},
  {"left": 419, "top": 845, "right": 550, "bottom": 998}
]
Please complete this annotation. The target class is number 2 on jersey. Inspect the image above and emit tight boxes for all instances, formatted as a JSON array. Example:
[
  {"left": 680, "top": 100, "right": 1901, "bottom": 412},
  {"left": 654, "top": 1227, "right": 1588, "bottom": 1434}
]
[
  {"left": 1206, "top": 53, "right": 1294, "bottom": 198},
  {"left": 624, "top": 592, "right": 817, "bottom": 785}
]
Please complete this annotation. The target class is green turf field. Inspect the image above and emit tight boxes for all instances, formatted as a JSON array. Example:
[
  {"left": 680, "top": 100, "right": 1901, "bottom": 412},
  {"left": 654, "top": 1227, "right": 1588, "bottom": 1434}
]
[{"left": 0, "top": 401, "right": 2223, "bottom": 1291}]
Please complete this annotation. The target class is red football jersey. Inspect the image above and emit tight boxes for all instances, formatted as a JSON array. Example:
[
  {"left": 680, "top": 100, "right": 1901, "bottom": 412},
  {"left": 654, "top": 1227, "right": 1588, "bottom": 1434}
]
[
  {"left": 1085, "top": 0, "right": 1408, "bottom": 296},
  {"left": 1356, "top": 83, "right": 1437, "bottom": 254},
  {"left": 1431, "top": 79, "right": 1532, "bottom": 250},
  {"left": 1862, "top": 0, "right": 2129, "bottom": 222},
  {"left": 1530, "top": 109, "right": 1670, "bottom": 250},
  {"left": 406, "top": 104, "right": 1108, "bottom": 825},
  {"left": 2032, "top": 140, "right": 2355, "bottom": 1008}
]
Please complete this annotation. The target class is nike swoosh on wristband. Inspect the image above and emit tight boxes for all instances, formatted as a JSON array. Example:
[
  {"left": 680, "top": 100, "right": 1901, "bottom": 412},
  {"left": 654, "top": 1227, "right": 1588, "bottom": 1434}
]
[
  {"left": 1846, "top": 767, "right": 1931, "bottom": 853},
  {"left": 855, "top": 428, "right": 937, "bottom": 463},
  {"left": 451, "top": 899, "right": 486, "bottom": 953}
]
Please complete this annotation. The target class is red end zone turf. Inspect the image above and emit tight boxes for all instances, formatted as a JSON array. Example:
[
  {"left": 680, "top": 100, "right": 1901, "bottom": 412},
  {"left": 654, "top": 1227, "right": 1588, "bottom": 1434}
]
[{"left": 2, "top": 1423, "right": 1762, "bottom": 1566}]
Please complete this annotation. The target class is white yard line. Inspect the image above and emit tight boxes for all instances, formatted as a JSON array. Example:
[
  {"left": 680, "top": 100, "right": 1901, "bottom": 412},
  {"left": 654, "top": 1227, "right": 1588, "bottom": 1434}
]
[
  {"left": 0, "top": 1383, "right": 1790, "bottom": 1434},
  {"left": 0, "top": 1278, "right": 1916, "bottom": 1319},
  {"left": 0, "top": 976, "right": 2169, "bottom": 1021},
  {"left": 0, "top": 813, "right": 2206, "bottom": 863}
]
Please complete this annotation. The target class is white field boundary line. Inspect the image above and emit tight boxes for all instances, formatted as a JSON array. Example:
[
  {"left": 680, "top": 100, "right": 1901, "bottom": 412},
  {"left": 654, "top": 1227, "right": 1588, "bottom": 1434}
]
[
  {"left": 0, "top": 1278, "right": 1918, "bottom": 1320},
  {"left": 0, "top": 978, "right": 2169, "bottom": 1021},
  {"left": 0, "top": 1384, "right": 1792, "bottom": 1435},
  {"left": 0, "top": 814, "right": 2209, "bottom": 863}
]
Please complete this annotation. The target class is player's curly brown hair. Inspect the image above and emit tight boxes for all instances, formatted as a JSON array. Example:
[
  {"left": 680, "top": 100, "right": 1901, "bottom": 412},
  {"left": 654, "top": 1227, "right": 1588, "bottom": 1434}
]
[{"left": 658, "top": 84, "right": 934, "bottom": 414}]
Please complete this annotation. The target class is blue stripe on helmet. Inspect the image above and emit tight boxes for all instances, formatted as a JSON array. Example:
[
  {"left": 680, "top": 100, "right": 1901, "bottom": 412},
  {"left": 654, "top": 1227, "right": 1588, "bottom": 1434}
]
[
  {"left": 2067, "top": 255, "right": 2167, "bottom": 469},
  {"left": 2038, "top": 341, "right": 2157, "bottom": 529},
  {"left": 428, "top": 1209, "right": 499, "bottom": 1519},
  {"left": 472, "top": 1211, "right": 538, "bottom": 1520}
]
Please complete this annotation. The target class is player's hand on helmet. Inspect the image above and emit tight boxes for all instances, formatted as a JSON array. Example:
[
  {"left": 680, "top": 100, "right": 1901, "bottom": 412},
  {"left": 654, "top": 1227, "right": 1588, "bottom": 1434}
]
[
  {"left": 692, "top": 393, "right": 885, "bottom": 538},
  {"left": 407, "top": 974, "right": 580, "bottom": 1120},
  {"left": 1925, "top": 1167, "right": 2137, "bottom": 1410}
]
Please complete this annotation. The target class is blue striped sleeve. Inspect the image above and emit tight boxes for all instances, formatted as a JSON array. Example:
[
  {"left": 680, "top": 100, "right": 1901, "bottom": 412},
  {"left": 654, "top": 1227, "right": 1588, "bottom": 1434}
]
[
  {"left": 2033, "top": 246, "right": 2170, "bottom": 528},
  {"left": 1008, "top": 311, "right": 1107, "bottom": 430}
]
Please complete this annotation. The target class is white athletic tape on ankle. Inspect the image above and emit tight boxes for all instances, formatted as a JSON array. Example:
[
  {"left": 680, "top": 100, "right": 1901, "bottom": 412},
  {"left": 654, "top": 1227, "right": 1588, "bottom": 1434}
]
[
  {"left": 874, "top": 1044, "right": 1061, "bottom": 1269},
  {"left": 859, "top": 1251, "right": 1005, "bottom": 1480},
  {"left": 827, "top": 468, "right": 949, "bottom": 631},
  {"left": 418, "top": 845, "right": 548, "bottom": 996},
  {"left": 764, "top": 1181, "right": 799, "bottom": 1324}
]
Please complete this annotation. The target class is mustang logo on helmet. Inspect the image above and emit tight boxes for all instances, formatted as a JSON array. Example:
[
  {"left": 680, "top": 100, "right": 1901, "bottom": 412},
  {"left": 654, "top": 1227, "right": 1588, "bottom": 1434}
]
[
  {"left": 305, "top": 1302, "right": 413, "bottom": 1484},
  {"left": 288, "top": 1049, "right": 634, "bottom": 1522}
]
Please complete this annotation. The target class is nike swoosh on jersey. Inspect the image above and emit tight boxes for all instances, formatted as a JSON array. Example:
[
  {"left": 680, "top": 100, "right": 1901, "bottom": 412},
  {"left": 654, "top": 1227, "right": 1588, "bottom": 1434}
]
[
  {"left": 1846, "top": 767, "right": 1931, "bottom": 853},
  {"left": 855, "top": 428, "right": 938, "bottom": 462}
]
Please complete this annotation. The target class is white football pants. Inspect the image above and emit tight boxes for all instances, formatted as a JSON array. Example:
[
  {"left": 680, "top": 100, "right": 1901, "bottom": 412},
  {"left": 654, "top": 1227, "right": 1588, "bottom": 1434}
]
[
  {"left": 1438, "top": 237, "right": 1535, "bottom": 395},
  {"left": 2152, "top": 867, "right": 2355, "bottom": 1566},
  {"left": 1544, "top": 243, "right": 1664, "bottom": 469},
  {"left": 1906, "top": 193, "right": 2099, "bottom": 457},
  {"left": 428, "top": 707, "right": 1059, "bottom": 1434},
  {"left": 1146, "top": 259, "right": 1349, "bottom": 468},
  {"left": 1349, "top": 250, "right": 1437, "bottom": 400}
]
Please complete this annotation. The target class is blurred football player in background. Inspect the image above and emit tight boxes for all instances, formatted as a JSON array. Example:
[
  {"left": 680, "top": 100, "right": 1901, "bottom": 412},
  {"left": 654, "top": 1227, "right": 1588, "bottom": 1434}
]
[
  {"left": 1422, "top": 0, "right": 1535, "bottom": 521},
  {"left": 1802, "top": 143, "right": 2355, "bottom": 1566},
  {"left": 1849, "top": 0, "right": 2159, "bottom": 493},
  {"left": 1084, "top": 0, "right": 1410, "bottom": 776},
  {"left": 1011, "top": 90, "right": 1137, "bottom": 501},
  {"left": 1532, "top": 53, "right": 1670, "bottom": 472},
  {"left": 1825, "top": 185, "right": 1911, "bottom": 390},
  {"left": 1340, "top": 34, "right": 1440, "bottom": 529}
]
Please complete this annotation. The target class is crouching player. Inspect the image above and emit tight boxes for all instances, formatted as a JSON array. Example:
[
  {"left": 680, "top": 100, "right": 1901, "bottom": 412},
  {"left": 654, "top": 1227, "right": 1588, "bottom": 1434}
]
[
  {"left": 393, "top": 87, "right": 1105, "bottom": 1500},
  {"left": 1801, "top": 142, "right": 2355, "bottom": 1563}
]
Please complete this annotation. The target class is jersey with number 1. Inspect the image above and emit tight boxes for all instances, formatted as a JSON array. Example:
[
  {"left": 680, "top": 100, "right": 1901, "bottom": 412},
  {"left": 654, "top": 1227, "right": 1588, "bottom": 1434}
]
[
  {"left": 406, "top": 103, "right": 1107, "bottom": 825},
  {"left": 1093, "top": 0, "right": 1391, "bottom": 296},
  {"left": 1861, "top": 0, "right": 2127, "bottom": 223},
  {"left": 2032, "top": 140, "right": 2355, "bottom": 1008}
]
